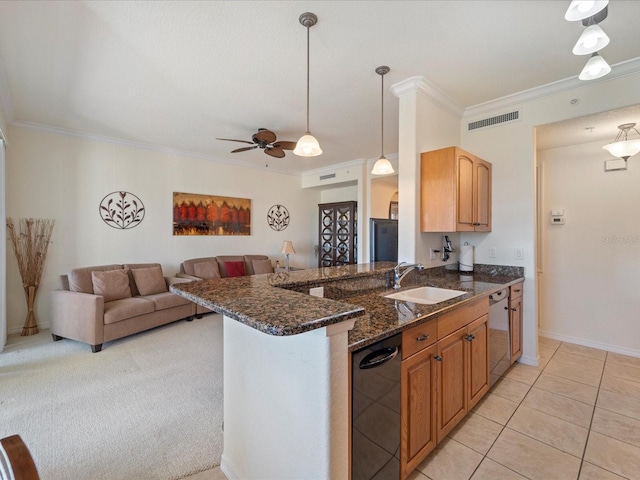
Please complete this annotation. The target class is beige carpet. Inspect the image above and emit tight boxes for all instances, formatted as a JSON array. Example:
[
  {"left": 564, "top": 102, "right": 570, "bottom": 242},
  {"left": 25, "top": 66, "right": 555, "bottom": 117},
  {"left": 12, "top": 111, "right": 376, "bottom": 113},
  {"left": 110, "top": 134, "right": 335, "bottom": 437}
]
[{"left": 0, "top": 315, "right": 223, "bottom": 480}]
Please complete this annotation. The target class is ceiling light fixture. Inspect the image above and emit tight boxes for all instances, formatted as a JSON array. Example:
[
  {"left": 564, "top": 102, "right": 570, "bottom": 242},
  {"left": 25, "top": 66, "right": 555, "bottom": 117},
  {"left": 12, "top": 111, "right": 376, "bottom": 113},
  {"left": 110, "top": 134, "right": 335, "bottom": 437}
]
[
  {"left": 293, "top": 12, "right": 322, "bottom": 157},
  {"left": 572, "top": 24, "right": 610, "bottom": 55},
  {"left": 371, "top": 66, "right": 394, "bottom": 176},
  {"left": 602, "top": 123, "right": 640, "bottom": 161},
  {"left": 578, "top": 52, "right": 611, "bottom": 80},
  {"left": 564, "top": 0, "right": 609, "bottom": 21}
]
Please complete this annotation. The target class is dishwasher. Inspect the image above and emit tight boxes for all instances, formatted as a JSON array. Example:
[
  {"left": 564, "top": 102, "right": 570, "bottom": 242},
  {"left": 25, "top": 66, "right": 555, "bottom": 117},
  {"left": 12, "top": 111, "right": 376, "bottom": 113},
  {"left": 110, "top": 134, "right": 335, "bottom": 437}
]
[
  {"left": 352, "top": 333, "right": 401, "bottom": 480},
  {"left": 488, "top": 288, "right": 510, "bottom": 386}
]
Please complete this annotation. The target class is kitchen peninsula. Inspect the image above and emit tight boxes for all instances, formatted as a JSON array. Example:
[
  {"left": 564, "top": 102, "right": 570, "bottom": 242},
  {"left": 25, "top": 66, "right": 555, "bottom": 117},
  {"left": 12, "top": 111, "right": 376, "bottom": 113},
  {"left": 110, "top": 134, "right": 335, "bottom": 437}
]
[{"left": 170, "top": 262, "right": 524, "bottom": 479}]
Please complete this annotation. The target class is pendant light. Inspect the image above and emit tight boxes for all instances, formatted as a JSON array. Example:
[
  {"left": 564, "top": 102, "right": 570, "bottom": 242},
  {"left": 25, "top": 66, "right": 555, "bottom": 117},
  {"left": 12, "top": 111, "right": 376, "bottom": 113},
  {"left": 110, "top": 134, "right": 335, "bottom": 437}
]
[
  {"left": 293, "top": 12, "right": 322, "bottom": 157},
  {"left": 603, "top": 123, "right": 640, "bottom": 161},
  {"left": 371, "top": 66, "right": 394, "bottom": 175},
  {"left": 564, "top": 0, "right": 609, "bottom": 21},
  {"left": 578, "top": 52, "right": 611, "bottom": 80},
  {"left": 572, "top": 24, "right": 609, "bottom": 55}
]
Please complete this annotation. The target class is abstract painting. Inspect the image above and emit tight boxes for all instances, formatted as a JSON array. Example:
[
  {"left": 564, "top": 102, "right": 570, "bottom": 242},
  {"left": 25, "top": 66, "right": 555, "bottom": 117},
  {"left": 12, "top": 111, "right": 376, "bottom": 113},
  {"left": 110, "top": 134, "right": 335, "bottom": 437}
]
[{"left": 173, "top": 192, "right": 251, "bottom": 235}]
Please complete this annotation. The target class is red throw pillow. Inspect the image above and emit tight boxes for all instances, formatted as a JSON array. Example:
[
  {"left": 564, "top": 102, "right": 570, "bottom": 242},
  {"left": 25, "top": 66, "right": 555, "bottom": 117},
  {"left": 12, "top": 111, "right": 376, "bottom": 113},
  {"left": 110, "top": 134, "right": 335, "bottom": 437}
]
[{"left": 224, "top": 261, "right": 246, "bottom": 278}]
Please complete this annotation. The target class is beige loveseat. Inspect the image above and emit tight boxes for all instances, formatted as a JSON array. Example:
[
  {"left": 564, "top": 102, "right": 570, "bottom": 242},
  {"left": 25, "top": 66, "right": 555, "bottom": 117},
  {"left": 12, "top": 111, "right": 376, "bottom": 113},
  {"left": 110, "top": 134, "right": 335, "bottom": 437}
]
[
  {"left": 178, "top": 255, "right": 273, "bottom": 315},
  {"left": 50, "top": 263, "right": 196, "bottom": 352}
]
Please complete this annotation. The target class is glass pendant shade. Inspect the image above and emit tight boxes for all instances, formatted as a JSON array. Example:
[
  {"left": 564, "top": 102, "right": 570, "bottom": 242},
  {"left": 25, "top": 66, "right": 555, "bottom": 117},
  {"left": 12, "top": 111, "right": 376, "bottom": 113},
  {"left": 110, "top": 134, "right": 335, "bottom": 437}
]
[
  {"left": 603, "top": 140, "right": 640, "bottom": 160},
  {"left": 565, "top": 0, "right": 609, "bottom": 21},
  {"left": 578, "top": 52, "right": 611, "bottom": 80},
  {"left": 572, "top": 25, "right": 610, "bottom": 55},
  {"left": 293, "top": 132, "right": 322, "bottom": 156},
  {"left": 371, "top": 156, "right": 394, "bottom": 175}
]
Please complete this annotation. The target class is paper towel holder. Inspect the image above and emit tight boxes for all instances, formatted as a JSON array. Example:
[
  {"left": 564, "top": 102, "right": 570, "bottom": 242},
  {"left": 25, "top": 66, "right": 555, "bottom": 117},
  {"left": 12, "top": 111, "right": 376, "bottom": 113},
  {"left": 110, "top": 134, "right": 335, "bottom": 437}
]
[{"left": 459, "top": 241, "right": 474, "bottom": 272}]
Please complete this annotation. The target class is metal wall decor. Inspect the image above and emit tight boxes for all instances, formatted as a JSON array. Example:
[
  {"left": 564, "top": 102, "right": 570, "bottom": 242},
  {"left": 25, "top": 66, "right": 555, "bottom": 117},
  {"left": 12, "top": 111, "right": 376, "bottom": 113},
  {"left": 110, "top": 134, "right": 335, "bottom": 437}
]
[
  {"left": 267, "top": 204, "right": 290, "bottom": 231},
  {"left": 99, "top": 191, "right": 145, "bottom": 229}
]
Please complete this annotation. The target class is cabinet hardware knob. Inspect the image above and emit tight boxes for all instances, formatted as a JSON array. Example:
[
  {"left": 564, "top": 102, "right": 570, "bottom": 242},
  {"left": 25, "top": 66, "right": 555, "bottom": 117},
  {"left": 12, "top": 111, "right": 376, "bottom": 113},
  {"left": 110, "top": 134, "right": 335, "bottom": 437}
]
[
  {"left": 514, "top": 289, "right": 521, "bottom": 292},
  {"left": 465, "top": 334, "right": 476, "bottom": 341},
  {"left": 504, "top": 306, "right": 509, "bottom": 310},
  {"left": 416, "top": 334, "right": 430, "bottom": 342},
  {"left": 511, "top": 307, "right": 517, "bottom": 312},
  {"left": 434, "top": 355, "right": 442, "bottom": 361}
]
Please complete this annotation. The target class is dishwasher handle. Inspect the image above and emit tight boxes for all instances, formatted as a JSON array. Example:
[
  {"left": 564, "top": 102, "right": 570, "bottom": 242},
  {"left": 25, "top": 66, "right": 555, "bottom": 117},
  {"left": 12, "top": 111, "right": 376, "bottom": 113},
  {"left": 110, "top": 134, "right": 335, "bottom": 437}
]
[{"left": 359, "top": 346, "right": 399, "bottom": 369}]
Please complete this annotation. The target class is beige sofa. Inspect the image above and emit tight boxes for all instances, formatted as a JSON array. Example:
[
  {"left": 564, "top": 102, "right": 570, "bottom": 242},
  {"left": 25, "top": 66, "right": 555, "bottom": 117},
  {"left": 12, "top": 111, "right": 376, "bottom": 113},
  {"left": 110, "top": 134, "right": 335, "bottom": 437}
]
[
  {"left": 50, "top": 263, "right": 196, "bottom": 352},
  {"left": 178, "top": 255, "right": 273, "bottom": 315}
]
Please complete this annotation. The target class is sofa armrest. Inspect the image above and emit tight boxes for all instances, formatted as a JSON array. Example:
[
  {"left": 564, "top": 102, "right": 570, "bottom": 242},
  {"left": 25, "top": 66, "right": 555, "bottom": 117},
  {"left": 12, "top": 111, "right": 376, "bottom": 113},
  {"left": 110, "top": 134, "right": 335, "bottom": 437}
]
[
  {"left": 165, "top": 276, "right": 197, "bottom": 286},
  {"left": 50, "top": 290, "right": 105, "bottom": 346},
  {"left": 175, "top": 273, "right": 202, "bottom": 281}
]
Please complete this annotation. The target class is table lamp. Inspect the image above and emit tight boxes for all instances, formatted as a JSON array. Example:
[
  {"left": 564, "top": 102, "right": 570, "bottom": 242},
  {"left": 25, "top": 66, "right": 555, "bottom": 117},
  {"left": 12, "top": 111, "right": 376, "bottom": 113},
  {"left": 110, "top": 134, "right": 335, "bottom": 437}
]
[{"left": 281, "top": 241, "right": 296, "bottom": 271}]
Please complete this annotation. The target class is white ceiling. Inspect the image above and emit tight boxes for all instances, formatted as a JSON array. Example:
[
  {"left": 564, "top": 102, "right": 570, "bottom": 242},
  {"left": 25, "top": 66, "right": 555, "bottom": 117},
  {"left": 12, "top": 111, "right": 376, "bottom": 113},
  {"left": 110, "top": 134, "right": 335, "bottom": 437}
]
[{"left": 1, "top": 1, "right": 639, "bottom": 174}]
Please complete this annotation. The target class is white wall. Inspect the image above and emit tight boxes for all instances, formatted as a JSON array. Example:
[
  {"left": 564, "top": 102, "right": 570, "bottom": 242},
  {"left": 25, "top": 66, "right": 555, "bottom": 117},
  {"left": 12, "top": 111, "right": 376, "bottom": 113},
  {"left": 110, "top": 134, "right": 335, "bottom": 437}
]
[
  {"left": 370, "top": 176, "right": 397, "bottom": 219},
  {"left": 461, "top": 70, "right": 640, "bottom": 363},
  {"left": 5, "top": 126, "right": 320, "bottom": 333},
  {"left": 538, "top": 140, "right": 640, "bottom": 356}
]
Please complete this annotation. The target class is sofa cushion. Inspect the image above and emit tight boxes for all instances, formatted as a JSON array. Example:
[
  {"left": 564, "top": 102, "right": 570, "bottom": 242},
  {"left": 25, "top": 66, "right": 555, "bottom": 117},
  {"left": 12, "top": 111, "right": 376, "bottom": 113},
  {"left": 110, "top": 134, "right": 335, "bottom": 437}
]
[
  {"left": 224, "top": 261, "right": 245, "bottom": 278},
  {"left": 144, "top": 291, "right": 193, "bottom": 310},
  {"left": 244, "top": 255, "right": 269, "bottom": 275},
  {"left": 193, "top": 261, "right": 221, "bottom": 280},
  {"left": 216, "top": 255, "right": 245, "bottom": 278},
  {"left": 123, "top": 263, "right": 163, "bottom": 296},
  {"left": 103, "top": 297, "right": 155, "bottom": 324},
  {"left": 181, "top": 257, "right": 217, "bottom": 277},
  {"left": 131, "top": 266, "right": 168, "bottom": 296},
  {"left": 91, "top": 269, "right": 132, "bottom": 302},
  {"left": 68, "top": 264, "right": 123, "bottom": 294},
  {"left": 252, "top": 259, "right": 274, "bottom": 274}
]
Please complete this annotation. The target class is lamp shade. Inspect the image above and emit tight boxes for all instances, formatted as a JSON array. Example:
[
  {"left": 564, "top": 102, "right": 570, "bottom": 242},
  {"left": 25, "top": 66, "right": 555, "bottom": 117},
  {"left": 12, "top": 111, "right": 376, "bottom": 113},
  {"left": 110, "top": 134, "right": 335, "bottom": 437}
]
[
  {"left": 603, "top": 140, "right": 640, "bottom": 159},
  {"left": 565, "top": 0, "right": 609, "bottom": 21},
  {"left": 281, "top": 240, "right": 296, "bottom": 255},
  {"left": 293, "top": 132, "right": 322, "bottom": 157},
  {"left": 572, "top": 24, "right": 610, "bottom": 55},
  {"left": 371, "top": 156, "right": 394, "bottom": 175},
  {"left": 578, "top": 52, "right": 611, "bottom": 80}
]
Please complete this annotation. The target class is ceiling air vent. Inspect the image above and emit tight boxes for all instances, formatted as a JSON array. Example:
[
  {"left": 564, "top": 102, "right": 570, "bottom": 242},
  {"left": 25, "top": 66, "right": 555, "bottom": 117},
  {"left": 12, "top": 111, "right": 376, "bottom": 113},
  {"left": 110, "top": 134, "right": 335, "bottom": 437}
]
[
  {"left": 319, "top": 173, "right": 336, "bottom": 181},
  {"left": 468, "top": 110, "right": 520, "bottom": 131}
]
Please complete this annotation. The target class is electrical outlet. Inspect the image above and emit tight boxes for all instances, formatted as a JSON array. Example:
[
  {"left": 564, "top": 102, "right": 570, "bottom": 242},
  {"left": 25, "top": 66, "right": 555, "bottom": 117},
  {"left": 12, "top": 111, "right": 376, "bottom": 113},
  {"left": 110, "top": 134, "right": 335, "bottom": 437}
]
[
  {"left": 514, "top": 248, "right": 524, "bottom": 260},
  {"left": 489, "top": 247, "right": 496, "bottom": 258},
  {"left": 309, "top": 286, "right": 324, "bottom": 298},
  {"left": 429, "top": 248, "right": 437, "bottom": 260}
]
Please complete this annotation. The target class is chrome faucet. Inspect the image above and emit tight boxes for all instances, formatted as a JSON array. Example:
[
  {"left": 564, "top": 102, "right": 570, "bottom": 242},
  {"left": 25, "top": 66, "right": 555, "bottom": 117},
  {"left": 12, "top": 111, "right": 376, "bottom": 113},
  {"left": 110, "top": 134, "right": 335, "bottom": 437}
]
[{"left": 393, "top": 262, "right": 425, "bottom": 289}]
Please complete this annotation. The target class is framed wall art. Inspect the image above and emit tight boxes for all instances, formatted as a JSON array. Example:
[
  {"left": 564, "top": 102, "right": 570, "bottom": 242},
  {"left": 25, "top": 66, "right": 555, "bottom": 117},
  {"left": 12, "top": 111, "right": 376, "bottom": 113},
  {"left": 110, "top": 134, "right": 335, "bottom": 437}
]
[{"left": 173, "top": 192, "right": 251, "bottom": 236}]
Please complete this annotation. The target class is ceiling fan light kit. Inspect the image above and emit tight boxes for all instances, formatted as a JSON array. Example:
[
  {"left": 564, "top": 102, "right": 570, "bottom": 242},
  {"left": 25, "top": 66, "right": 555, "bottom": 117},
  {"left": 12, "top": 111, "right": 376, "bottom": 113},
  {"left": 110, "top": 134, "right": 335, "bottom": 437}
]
[
  {"left": 602, "top": 123, "right": 640, "bottom": 161},
  {"left": 294, "top": 12, "right": 322, "bottom": 157},
  {"left": 565, "top": 0, "right": 611, "bottom": 81},
  {"left": 371, "top": 65, "right": 394, "bottom": 176}
]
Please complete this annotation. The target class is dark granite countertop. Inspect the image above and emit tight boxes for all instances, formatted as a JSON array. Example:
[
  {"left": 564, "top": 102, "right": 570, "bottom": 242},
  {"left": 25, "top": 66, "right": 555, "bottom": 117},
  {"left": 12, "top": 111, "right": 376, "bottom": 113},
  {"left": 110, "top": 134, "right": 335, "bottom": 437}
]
[{"left": 170, "top": 262, "right": 524, "bottom": 350}]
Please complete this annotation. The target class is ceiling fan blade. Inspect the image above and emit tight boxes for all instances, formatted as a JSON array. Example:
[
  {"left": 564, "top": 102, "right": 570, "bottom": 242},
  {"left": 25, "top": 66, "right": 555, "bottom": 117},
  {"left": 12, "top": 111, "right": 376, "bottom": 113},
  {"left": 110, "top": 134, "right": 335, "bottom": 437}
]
[
  {"left": 253, "top": 129, "right": 277, "bottom": 144},
  {"left": 265, "top": 147, "right": 285, "bottom": 158},
  {"left": 216, "top": 138, "right": 255, "bottom": 145},
  {"left": 274, "top": 141, "right": 297, "bottom": 150},
  {"left": 231, "top": 146, "right": 258, "bottom": 153}
]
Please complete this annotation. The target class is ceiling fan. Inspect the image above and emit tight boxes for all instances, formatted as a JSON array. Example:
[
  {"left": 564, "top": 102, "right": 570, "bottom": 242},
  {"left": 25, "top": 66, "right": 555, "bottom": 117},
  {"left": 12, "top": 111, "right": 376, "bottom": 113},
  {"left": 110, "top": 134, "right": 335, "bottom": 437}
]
[{"left": 216, "top": 128, "right": 297, "bottom": 159}]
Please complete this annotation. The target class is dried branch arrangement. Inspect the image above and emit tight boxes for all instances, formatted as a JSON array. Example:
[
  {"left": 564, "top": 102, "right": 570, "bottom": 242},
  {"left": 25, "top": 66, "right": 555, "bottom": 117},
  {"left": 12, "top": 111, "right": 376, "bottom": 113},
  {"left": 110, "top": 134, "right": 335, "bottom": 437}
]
[{"left": 6, "top": 217, "right": 55, "bottom": 335}]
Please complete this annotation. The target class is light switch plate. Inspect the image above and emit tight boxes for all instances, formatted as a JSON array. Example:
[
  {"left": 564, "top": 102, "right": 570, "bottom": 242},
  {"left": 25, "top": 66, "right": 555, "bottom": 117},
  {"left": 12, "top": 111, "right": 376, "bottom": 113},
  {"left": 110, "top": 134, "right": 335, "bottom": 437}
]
[
  {"left": 514, "top": 248, "right": 524, "bottom": 260},
  {"left": 489, "top": 247, "right": 496, "bottom": 258}
]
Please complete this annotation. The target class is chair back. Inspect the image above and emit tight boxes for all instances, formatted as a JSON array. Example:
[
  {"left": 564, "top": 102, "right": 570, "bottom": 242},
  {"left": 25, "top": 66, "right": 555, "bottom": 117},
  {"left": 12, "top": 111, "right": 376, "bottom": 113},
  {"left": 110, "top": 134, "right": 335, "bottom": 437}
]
[{"left": 0, "top": 435, "right": 40, "bottom": 480}]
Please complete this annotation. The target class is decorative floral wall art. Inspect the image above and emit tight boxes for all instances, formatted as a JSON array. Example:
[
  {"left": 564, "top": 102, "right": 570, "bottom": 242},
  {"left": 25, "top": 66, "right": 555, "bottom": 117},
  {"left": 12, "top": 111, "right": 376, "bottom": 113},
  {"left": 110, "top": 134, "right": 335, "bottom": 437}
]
[
  {"left": 99, "top": 191, "right": 145, "bottom": 229},
  {"left": 173, "top": 192, "right": 251, "bottom": 236},
  {"left": 267, "top": 204, "right": 290, "bottom": 231}
]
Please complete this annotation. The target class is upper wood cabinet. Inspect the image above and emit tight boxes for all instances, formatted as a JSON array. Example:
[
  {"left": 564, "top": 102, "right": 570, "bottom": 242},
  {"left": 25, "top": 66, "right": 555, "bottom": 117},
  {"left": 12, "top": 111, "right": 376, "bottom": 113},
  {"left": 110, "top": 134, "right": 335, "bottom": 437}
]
[{"left": 420, "top": 147, "right": 492, "bottom": 232}]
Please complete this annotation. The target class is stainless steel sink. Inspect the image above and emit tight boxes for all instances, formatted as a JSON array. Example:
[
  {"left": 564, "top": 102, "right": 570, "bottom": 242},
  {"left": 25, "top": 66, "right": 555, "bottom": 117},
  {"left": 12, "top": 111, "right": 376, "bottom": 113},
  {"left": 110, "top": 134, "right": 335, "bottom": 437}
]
[{"left": 384, "top": 286, "right": 467, "bottom": 304}]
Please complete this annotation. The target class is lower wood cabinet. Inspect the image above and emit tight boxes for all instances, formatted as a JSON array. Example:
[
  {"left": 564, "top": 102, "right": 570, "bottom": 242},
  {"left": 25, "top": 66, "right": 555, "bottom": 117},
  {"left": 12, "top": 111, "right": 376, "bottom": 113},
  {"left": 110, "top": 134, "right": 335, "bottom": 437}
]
[
  {"left": 400, "top": 298, "right": 489, "bottom": 479},
  {"left": 509, "top": 282, "right": 524, "bottom": 364}
]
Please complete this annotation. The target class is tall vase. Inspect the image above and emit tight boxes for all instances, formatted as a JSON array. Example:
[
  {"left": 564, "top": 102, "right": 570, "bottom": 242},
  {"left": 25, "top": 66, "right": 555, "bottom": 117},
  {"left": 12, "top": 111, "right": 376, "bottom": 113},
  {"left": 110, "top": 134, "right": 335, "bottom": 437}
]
[{"left": 21, "top": 285, "right": 39, "bottom": 336}]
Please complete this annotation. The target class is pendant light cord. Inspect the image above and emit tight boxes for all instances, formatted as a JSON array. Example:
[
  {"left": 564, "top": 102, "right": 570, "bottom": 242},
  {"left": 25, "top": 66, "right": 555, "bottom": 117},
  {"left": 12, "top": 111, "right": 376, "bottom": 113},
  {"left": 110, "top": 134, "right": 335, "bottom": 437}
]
[
  {"left": 380, "top": 71, "right": 384, "bottom": 157},
  {"left": 306, "top": 24, "right": 310, "bottom": 133}
]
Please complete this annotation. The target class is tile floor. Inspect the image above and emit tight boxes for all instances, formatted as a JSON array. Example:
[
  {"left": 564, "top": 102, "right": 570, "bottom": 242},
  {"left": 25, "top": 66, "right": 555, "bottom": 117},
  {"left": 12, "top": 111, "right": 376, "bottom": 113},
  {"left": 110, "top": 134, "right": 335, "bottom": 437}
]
[
  {"left": 409, "top": 337, "right": 640, "bottom": 480},
  {"left": 186, "top": 337, "right": 640, "bottom": 480}
]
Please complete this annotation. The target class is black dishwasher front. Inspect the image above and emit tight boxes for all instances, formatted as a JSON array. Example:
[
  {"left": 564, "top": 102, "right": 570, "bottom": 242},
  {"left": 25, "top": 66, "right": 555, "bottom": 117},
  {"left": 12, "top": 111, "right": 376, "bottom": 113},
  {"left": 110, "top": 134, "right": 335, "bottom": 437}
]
[{"left": 352, "top": 333, "right": 401, "bottom": 480}]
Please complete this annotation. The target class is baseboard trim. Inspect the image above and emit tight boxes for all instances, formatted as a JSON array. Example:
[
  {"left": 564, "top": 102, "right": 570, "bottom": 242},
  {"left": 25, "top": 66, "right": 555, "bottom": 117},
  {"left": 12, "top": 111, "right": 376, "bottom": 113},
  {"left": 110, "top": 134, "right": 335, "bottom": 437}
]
[
  {"left": 7, "top": 322, "right": 50, "bottom": 336},
  {"left": 220, "top": 453, "right": 241, "bottom": 480},
  {"left": 539, "top": 329, "right": 640, "bottom": 358},
  {"left": 518, "top": 354, "right": 540, "bottom": 367}
]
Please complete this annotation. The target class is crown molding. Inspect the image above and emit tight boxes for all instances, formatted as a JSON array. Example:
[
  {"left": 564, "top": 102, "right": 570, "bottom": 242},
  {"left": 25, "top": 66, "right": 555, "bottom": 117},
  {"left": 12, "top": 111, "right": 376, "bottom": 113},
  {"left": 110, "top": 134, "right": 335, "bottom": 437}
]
[
  {"left": 11, "top": 120, "right": 302, "bottom": 176},
  {"left": 390, "top": 76, "right": 464, "bottom": 119},
  {"left": 463, "top": 56, "right": 640, "bottom": 119}
]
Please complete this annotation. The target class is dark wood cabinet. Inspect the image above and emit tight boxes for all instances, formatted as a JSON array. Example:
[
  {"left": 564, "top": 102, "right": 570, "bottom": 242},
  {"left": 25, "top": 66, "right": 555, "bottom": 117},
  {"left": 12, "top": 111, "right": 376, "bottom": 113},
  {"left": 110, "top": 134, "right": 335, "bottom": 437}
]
[{"left": 318, "top": 201, "right": 357, "bottom": 267}]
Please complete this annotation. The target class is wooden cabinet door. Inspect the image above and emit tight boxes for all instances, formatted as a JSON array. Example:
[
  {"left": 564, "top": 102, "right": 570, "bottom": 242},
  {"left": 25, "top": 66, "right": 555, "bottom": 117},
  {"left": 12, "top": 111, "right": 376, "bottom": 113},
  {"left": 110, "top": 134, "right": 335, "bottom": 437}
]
[
  {"left": 401, "top": 344, "right": 437, "bottom": 479},
  {"left": 509, "top": 295, "right": 523, "bottom": 364},
  {"left": 466, "top": 314, "right": 490, "bottom": 410},
  {"left": 435, "top": 330, "right": 466, "bottom": 442},
  {"left": 456, "top": 153, "right": 475, "bottom": 231},
  {"left": 473, "top": 158, "right": 492, "bottom": 232}
]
